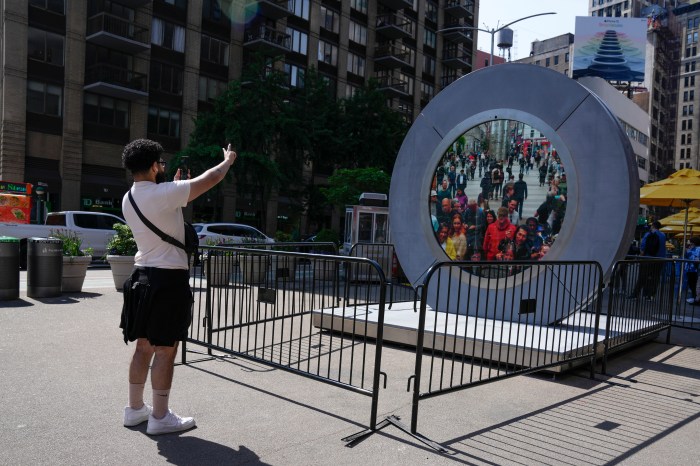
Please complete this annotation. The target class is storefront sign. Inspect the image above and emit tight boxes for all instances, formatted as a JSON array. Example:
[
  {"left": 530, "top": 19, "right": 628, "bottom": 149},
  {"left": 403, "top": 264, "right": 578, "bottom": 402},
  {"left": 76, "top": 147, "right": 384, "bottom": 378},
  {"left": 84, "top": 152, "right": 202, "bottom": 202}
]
[{"left": 0, "top": 181, "right": 32, "bottom": 195}]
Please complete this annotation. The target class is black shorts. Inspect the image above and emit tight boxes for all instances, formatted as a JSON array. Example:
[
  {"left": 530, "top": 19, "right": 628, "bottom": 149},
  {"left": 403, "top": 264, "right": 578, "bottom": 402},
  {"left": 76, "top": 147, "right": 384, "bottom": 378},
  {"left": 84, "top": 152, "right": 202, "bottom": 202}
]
[{"left": 120, "top": 267, "right": 193, "bottom": 347}]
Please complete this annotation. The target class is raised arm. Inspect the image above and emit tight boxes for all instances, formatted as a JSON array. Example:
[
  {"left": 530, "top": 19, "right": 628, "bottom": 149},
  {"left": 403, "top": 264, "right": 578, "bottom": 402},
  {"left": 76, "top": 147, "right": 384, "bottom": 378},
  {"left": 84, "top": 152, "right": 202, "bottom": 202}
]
[{"left": 186, "top": 144, "right": 237, "bottom": 202}]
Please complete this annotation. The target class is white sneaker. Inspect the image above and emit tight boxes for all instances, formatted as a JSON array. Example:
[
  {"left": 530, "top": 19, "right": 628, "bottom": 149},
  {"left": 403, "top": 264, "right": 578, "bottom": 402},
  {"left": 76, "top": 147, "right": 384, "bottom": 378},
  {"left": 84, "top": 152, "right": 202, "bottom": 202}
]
[
  {"left": 146, "top": 409, "right": 196, "bottom": 435},
  {"left": 123, "top": 403, "right": 152, "bottom": 427}
]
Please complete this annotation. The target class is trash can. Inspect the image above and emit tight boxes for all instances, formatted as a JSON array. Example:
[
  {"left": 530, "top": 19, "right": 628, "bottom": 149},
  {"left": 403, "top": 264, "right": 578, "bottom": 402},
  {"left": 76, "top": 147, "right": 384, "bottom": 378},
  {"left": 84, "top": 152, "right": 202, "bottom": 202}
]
[
  {"left": 0, "top": 236, "right": 20, "bottom": 300},
  {"left": 27, "top": 237, "right": 63, "bottom": 298}
]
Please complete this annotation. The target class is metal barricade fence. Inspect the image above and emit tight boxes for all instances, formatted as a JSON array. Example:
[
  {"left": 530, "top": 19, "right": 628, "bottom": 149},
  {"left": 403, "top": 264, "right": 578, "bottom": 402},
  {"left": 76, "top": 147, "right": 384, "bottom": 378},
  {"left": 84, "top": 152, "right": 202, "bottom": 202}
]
[
  {"left": 348, "top": 242, "right": 417, "bottom": 307},
  {"left": 184, "top": 242, "right": 389, "bottom": 430},
  {"left": 409, "top": 260, "right": 604, "bottom": 436},
  {"left": 603, "top": 257, "right": 699, "bottom": 371}
]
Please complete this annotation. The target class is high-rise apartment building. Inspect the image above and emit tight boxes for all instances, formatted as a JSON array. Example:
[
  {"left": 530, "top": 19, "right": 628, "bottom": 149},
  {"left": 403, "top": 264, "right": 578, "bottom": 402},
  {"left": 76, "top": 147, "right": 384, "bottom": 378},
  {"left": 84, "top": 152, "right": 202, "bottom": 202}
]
[
  {"left": 672, "top": 2, "right": 700, "bottom": 172},
  {"left": 514, "top": 33, "right": 574, "bottom": 77},
  {"left": 0, "top": 0, "right": 477, "bottom": 233}
]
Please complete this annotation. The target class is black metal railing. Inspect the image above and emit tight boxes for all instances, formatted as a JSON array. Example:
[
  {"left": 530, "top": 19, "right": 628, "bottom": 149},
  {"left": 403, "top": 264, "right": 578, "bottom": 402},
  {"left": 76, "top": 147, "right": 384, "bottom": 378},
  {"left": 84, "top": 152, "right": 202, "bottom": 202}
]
[
  {"left": 408, "top": 260, "right": 604, "bottom": 435},
  {"left": 86, "top": 12, "right": 149, "bottom": 44},
  {"left": 185, "top": 242, "right": 389, "bottom": 430},
  {"left": 84, "top": 63, "right": 147, "bottom": 92}
]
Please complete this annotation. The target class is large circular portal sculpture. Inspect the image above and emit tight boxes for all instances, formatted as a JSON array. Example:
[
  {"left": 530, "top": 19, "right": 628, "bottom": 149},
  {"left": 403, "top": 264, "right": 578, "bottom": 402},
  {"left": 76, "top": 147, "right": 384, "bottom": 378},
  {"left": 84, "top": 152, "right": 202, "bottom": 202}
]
[{"left": 390, "top": 64, "right": 639, "bottom": 324}]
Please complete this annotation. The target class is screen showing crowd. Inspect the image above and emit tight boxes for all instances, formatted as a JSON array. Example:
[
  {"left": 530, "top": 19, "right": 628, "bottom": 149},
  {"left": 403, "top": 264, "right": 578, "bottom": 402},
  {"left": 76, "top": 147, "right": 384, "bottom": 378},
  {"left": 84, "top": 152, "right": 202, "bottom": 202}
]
[{"left": 429, "top": 119, "right": 567, "bottom": 270}]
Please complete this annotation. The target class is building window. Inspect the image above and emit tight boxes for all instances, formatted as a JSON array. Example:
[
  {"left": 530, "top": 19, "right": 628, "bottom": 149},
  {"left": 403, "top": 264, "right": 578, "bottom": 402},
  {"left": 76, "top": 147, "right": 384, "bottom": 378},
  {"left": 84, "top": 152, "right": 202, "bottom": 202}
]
[
  {"left": 689, "top": 134, "right": 693, "bottom": 145},
  {"left": 163, "top": 0, "right": 186, "bottom": 8},
  {"left": 424, "top": 28, "right": 436, "bottom": 48},
  {"left": 350, "top": 0, "right": 367, "bottom": 14},
  {"left": 148, "top": 106, "right": 180, "bottom": 138},
  {"left": 288, "top": 0, "right": 309, "bottom": 18},
  {"left": 28, "top": 27, "right": 64, "bottom": 66},
  {"left": 284, "top": 63, "right": 305, "bottom": 88},
  {"left": 683, "top": 120, "right": 687, "bottom": 130},
  {"left": 318, "top": 40, "right": 338, "bottom": 66},
  {"left": 151, "top": 18, "right": 185, "bottom": 52},
  {"left": 348, "top": 22, "right": 367, "bottom": 46},
  {"left": 201, "top": 35, "right": 229, "bottom": 65},
  {"left": 320, "top": 6, "right": 340, "bottom": 33},
  {"left": 691, "top": 90, "right": 696, "bottom": 101},
  {"left": 29, "top": 0, "right": 64, "bottom": 14},
  {"left": 682, "top": 134, "right": 686, "bottom": 144},
  {"left": 202, "top": 0, "right": 227, "bottom": 23},
  {"left": 150, "top": 62, "right": 184, "bottom": 95},
  {"left": 683, "top": 105, "right": 688, "bottom": 116},
  {"left": 84, "top": 93, "right": 129, "bottom": 128},
  {"left": 347, "top": 53, "right": 365, "bottom": 77},
  {"left": 287, "top": 28, "right": 308, "bottom": 54},
  {"left": 684, "top": 91, "right": 689, "bottom": 102},
  {"left": 681, "top": 148, "right": 685, "bottom": 158},
  {"left": 685, "top": 76, "right": 690, "bottom": 87},
  {"left": 689, "top": 119, "right": 694, "bottom": 130},
  {"left": 198, "top": 76, "right": 227, "bottom": 102},
  {"left": 691, "top": 104, "right": 695, "bottom": 115},
  {"left": 27, "top": 80, "right": 62, "bottom": 116},
  {"left": 423, "top": 55, "right": 436, "bottom": 76},
  {"left": 345, "top": 83, "right": 360, "bottom": 98},
  {"left": 535, "top": 60, "right": 541, "bottom": 66},
  {"left": 420, "top": 82, "right": 434, "bottom": 101},
  {"left": 545, "top": 57, "right": 550, "bottom": 67},
  {"left": 400, "top": 72, "right": 414, "bottom": 96},
  {"left": 425, "top": 1, "right": 438, "bottom": 22},
  {"left": 554, "top": 55, "right": 559, "bottom": 65}
]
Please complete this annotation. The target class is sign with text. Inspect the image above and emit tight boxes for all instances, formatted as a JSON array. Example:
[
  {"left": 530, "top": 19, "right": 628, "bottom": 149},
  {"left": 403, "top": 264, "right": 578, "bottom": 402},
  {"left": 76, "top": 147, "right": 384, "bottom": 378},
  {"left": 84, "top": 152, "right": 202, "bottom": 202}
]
[{"left": 573, "top": 16, "right": 647, "bottom": 82}]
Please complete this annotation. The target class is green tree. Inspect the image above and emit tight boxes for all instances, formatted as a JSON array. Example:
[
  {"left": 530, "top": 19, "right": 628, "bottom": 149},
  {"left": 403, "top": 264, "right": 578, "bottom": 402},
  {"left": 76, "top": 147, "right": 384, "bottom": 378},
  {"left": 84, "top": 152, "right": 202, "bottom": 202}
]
[
  {"left": 320, "top": 167, "right": 391, "bottom": 208},
  {"left": 336, "top": 79, "right": 408, "bottom": 172}
]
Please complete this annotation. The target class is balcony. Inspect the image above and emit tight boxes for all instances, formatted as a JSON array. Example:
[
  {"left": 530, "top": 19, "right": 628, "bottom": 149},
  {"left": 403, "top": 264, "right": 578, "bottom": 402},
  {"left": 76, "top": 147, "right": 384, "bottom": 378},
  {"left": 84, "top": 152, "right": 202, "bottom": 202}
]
[
  {"left": 118, "top": 0, "right": 149, "bottom": 7},
  {"left": 378, "top": 0, "right": 414, "bottom": 11},
  {"left": 243, "top": 26, "right": 291, "bottom": 54},
  {"left": 377, "top": 76, "right": 409, "bottom": 97},
  {"left": 444, "top": 0, "right": 474, "bottom": 19},
  {"left": 84, "top": 64, "right": 148, "bottom": 100},
  {"left": 442, "top": 22, "right": 474, "bottom": 44},
  {"left": 376, "top": 13, "right": 413, "bottom": 40},
  {"left": 374, "top": 44, "right": 412, "bottom": 69},
  {"left": 86, "top": 13, "right": 150, "bottom": 54},
  {"left": 442, "top": 48, "right": 471, "bottom": 69},
  {"left": 245, "top": 0, "right": 290, "bottom": 20}
]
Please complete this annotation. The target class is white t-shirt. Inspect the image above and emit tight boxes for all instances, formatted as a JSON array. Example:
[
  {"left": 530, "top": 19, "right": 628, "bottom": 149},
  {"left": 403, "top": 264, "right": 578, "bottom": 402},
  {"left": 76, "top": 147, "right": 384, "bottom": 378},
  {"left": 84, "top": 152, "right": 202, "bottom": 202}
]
[{"left": 122, "top": 180, "right": 191, "bottom": 269}]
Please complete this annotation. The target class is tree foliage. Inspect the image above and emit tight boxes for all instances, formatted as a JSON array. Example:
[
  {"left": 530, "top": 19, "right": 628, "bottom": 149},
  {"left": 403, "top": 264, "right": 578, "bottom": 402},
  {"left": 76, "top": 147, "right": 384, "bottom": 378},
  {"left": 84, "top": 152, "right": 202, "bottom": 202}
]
[
  {"left": 321, "top": 167, "right": 391, "bottom": 208},
  {"left": 178, "top": 57, "right": 408, "bottom": 225}
]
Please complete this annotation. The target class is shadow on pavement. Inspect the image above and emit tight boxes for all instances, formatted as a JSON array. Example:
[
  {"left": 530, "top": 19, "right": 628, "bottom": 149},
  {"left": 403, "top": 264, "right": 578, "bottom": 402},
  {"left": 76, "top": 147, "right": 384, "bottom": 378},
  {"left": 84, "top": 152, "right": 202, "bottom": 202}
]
[
  {"left": 0, "top": 298, "right": 33, "bottom": 308},
  {"left": 155, "top": 434, "right": 272, "bottom": 466}
]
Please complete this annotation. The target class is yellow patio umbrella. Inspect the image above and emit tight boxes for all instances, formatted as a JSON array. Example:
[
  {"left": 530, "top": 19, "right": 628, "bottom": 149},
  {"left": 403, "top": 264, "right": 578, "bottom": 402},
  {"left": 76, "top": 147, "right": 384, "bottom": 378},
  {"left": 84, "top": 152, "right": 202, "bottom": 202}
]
[
  {"left": 640, "top": 168, "right": 700, "bottom": 258},
  {"left": 658, "top": 207, "right": 700, "bottom": 227}
]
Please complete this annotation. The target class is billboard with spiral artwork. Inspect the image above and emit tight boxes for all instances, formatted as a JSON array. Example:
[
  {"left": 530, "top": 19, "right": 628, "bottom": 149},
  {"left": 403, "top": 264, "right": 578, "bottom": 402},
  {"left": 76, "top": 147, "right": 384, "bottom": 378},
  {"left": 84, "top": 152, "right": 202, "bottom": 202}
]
[{"left": 573, "top": 17, "right": 647, "bottom": 82}]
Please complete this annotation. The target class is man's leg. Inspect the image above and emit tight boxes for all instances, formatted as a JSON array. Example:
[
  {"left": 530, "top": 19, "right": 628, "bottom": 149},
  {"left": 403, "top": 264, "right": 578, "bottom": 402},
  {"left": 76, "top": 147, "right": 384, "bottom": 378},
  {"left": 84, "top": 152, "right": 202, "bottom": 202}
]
[
  {"left": 129, "top": 338, "right": 154, "bottom": 409},
  {"left": 151, "top": 343, "right": 179, "bottom": 419}
]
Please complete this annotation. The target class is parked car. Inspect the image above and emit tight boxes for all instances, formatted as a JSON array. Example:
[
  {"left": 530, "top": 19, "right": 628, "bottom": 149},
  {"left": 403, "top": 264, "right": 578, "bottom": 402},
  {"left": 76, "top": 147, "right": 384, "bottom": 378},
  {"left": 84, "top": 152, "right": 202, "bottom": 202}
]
[
  {"left": 0, "top": 211, "right": 126, "bottom": 267},
  {"left": 194, "top": 223, "right": 274, "bottom": 246}
]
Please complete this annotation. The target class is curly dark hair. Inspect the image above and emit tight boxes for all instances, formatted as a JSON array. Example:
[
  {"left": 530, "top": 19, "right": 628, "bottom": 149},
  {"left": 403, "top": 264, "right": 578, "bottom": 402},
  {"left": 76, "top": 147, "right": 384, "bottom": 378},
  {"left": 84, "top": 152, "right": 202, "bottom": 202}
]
[{"left": 122, "top": 138, "right": 163, "bottom": 174}]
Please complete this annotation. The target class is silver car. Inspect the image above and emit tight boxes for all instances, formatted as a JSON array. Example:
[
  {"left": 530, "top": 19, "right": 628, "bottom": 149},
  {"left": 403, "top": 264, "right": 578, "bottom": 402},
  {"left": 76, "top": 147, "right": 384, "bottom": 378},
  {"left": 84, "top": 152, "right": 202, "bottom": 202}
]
[{"left": 193, "top": 223, "right": 274, "bottom": 246}]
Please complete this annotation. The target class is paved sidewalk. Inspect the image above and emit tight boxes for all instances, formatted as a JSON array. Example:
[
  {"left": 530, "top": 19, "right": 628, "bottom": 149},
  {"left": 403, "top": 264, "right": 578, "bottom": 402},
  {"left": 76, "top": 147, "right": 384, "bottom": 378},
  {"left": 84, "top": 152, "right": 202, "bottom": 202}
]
[{"left": 1, "top": 269, "right": 699, "bottom": 465}]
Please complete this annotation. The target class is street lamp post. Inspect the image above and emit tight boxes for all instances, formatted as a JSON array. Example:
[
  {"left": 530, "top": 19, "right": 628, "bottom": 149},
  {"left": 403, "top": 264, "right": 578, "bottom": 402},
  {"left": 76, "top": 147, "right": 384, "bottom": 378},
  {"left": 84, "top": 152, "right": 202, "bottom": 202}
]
[{"left": 438, "top": 12, "right": 556, "bottom": 66}]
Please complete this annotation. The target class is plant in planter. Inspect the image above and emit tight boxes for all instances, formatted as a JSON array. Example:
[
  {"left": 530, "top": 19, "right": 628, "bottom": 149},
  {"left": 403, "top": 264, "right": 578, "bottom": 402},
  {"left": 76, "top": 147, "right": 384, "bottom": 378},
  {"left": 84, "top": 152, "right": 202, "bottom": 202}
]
[
  {"left": 272, "top": 231, "right": 296, "bottom": 281},
  {"left": 313, "top": 229, "right": 340, "bottom": 281},
  {"left": 50, "top": 229, "right": 94, "bottom": 293},
  {"left": 203, "top": 237, "right": 236, "bottom": 286},
  {"left": 237, "top": 235, "right": 269, "bottom": 284},
  {"left": 106, "top": 223, "right": 138, "bottom": 291}
]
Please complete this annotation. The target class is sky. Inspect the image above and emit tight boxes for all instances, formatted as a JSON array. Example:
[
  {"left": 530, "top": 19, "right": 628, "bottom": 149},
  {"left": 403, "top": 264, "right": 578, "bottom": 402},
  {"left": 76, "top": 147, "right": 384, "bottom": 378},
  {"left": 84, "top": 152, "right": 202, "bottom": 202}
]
[{"left": 476, "top": 1, "right": 590, "bottom": 61}]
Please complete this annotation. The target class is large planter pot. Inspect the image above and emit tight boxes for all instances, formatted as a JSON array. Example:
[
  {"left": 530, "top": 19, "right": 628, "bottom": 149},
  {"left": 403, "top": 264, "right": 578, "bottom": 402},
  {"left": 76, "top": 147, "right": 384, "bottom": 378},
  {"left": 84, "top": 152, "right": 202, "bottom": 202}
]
[
  {"left": 271, "top": 255, "right": 296, "bottom": 281},
  {"left": 62, "top": 255, "right": 92, "bottom": 293},
  {"left": 203, "top": 254, "right": 233, "bottom": 286},
  {"left": 107, "top": 255, "right": 135, "bottom": 291},
  {"left": 239, "top": 255, "right": 268, "bottom": 284}
]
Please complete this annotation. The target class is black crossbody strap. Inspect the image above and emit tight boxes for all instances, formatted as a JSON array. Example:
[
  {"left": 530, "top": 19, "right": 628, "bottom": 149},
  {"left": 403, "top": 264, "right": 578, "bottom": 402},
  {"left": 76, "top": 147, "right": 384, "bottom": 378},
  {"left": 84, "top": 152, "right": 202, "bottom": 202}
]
[{"left": 128, "top": 190, "right": 186, "bottom": 251}]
